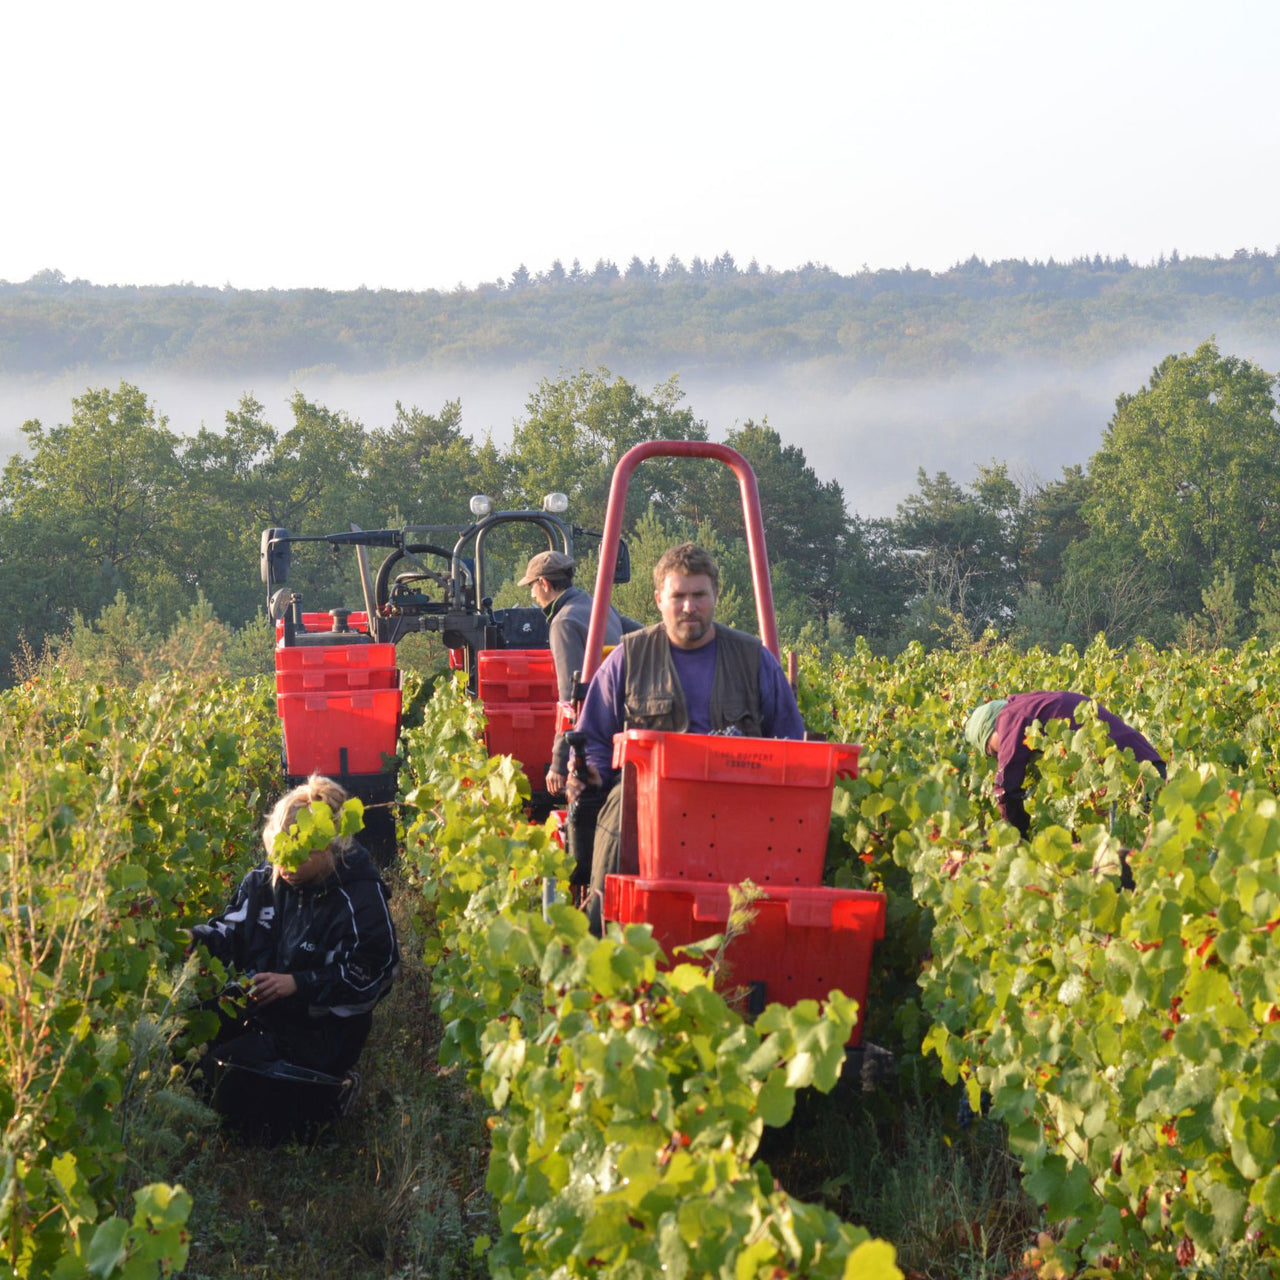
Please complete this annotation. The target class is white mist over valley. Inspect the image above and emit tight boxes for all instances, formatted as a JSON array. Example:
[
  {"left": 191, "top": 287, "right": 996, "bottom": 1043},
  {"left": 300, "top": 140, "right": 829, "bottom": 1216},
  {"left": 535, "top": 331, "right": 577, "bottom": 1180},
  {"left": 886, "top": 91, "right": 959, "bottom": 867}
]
[{"left": 8, "top": 342, "right": 1265, "bottom": 521}]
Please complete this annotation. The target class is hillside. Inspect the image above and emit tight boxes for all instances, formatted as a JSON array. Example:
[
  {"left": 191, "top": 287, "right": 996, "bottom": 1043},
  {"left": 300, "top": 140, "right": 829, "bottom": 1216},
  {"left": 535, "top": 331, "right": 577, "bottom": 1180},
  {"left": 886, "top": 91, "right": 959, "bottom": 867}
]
[{"left": 4, "top": 251, "right": 1280, "bottom": 379}]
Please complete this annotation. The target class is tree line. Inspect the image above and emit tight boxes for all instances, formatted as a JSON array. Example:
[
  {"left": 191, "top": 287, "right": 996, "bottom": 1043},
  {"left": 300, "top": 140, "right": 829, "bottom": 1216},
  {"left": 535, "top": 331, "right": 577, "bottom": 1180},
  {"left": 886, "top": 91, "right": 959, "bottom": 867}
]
[
  {"left": 4, "top": 249, "right": 1280, "bottom": 379},
  {"left": 2, "top": 341, "right": 1279, "bottom": 686}
]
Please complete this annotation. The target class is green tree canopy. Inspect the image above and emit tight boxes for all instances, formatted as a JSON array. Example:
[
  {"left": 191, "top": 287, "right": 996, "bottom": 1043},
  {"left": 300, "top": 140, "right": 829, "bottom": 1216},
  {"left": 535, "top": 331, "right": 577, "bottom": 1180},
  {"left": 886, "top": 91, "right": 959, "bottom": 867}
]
[
  {"left": 363, "top": 399, "right": 506, "bottom": 526},
  {"left": 504, "top": 369, "right": 708, "bottom": 531},
  {"left": 702, "top": 421, "right": 852, "bottom": 626},
  {"left": 891, "top": 462, "right": 1024, "bottom": 637},
  {"left": 1018, "top": 464, "right": 1093, "bottom": 589},
  {"left": 179, "top": 392, "right": 371, "bottom": 626},
  {"left": 5, "top": 383, "right": 182, "bottom": 574},
  {"left": 179, "top": 394, "right": 283, "bottom": 625},
  {"left": 0, "top": 383, "right": 184, "bottom": 649},
  {"left": 1085, "top": 339, "right": 1280, "bottom": 612}
]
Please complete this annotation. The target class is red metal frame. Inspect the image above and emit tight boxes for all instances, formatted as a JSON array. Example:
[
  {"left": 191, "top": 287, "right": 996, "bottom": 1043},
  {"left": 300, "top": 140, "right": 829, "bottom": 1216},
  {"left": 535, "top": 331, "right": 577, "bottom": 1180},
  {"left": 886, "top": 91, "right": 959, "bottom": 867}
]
[{"left": 581, "top": 441, "right": 779, "bottom": 685}]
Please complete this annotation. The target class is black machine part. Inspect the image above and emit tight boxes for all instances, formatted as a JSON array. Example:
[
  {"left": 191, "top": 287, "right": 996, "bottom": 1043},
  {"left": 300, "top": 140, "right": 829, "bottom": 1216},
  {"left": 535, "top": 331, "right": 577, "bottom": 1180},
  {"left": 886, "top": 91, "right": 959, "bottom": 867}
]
[
  {"left": 263, "top": 516, "right": 628, "bottom": 630},
  {"left": 373, "top": 542, "right": 458, "bottom": 613},
  {"left": 264, "top": 514, "right": 628, "bottom": 688},
  {"left": 260, "top": 527, "right": 291, "bottom": 589},
  {"left": 572, "top": 525, "right": 630, "bottom": 585},
  {"left": 350, "top": 522, "right": 378, "bottom": 627}
]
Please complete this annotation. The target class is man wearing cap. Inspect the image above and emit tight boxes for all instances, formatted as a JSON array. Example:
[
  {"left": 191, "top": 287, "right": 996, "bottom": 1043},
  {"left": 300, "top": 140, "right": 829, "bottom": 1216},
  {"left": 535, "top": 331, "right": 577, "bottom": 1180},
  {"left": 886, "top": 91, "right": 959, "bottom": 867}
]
[
  {"left": 963, "top": 691, "right": 1165, "bottom": 839},
  {"left": 519, "top": 549, "right": 639, "bottom": 796}
]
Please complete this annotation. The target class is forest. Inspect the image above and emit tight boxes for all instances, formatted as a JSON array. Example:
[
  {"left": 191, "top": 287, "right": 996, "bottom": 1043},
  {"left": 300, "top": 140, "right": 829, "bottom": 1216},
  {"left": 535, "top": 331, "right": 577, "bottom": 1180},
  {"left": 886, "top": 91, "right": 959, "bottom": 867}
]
[
  {"left": 2, "top": 336, "right": 1279, "bottom": 687},
  {"left": 4, "top": 249, "right": 1280, "bottom": 380}
]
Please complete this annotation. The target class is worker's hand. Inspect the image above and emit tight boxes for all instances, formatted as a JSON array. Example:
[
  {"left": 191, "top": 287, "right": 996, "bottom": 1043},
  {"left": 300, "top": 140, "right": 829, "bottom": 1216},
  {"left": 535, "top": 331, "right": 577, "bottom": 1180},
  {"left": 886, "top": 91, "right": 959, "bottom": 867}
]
[
  {"left": 565, "top": 763, "right": 602, "bottom": 804},
  {"left": 250, "top": 971, "right": 298, "bottom": 1006},
  {"left": 545, "top": 769, "right": 567, "bottom": 797}
]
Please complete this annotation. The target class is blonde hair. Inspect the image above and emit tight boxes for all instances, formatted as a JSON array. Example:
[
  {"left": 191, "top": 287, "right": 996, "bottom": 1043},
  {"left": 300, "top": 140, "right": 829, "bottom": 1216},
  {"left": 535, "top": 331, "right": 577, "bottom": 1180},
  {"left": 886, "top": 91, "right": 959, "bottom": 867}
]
[{"left": 262, "top": 773, "right": 353, "bottom": 881}]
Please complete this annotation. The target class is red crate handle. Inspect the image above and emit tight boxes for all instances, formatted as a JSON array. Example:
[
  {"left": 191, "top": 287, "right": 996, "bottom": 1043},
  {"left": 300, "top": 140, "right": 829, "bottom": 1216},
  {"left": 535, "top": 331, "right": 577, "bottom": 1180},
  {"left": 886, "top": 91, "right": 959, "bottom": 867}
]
[
  {"left": 785, "top": 895, "right": 835, "bottom": 929},
  {"left": 690, "top": 891, "right": 731, "bottom": 924},
  {"left": 612, "top": 727, "right": 659, "bottom": 770},
  {"left": 832, "top": 744, "right": 860, "bottom": 779}
]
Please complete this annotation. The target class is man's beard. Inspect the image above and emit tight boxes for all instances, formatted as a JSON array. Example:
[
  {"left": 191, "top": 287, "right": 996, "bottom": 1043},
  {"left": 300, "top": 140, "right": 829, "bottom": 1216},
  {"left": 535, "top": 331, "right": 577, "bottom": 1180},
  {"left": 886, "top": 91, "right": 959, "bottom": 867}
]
[{"left": 674, "top": 616, "right": 709, "bottom": 643}]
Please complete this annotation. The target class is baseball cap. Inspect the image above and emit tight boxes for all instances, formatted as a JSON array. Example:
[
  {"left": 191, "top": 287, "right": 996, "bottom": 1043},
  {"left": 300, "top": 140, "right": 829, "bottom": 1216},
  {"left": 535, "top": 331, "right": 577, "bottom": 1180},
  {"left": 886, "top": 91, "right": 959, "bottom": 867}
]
[{"left": 518, "top": 550, "right": 575, "bottom": 585}]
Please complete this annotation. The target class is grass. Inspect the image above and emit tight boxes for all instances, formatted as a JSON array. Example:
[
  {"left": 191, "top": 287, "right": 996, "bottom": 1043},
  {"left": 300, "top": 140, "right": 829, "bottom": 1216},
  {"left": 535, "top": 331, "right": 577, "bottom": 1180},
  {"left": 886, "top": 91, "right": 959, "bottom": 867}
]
[
  {"left": 758, "top": 1069, "right": 1042, "bottom": 1280},
  {"left": 130, "top": 875, "right": 495, "bottom": 1280},
  {"left": 759, "top": 1070, "right": 1280, "bottom": 1280}
]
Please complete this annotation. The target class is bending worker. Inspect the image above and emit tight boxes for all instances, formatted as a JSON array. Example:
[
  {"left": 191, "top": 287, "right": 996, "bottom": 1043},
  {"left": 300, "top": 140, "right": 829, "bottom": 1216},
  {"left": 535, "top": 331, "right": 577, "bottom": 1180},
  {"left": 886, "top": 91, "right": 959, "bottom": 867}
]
[
  {"left": 566, "top": 542, "right": 806, "bottom": 931},
  {"left": 519, "top": 548, "right": 639, "bottom": 797},
  {"left": 963, "top": 690, "right": 1165, "bottom": 840}
]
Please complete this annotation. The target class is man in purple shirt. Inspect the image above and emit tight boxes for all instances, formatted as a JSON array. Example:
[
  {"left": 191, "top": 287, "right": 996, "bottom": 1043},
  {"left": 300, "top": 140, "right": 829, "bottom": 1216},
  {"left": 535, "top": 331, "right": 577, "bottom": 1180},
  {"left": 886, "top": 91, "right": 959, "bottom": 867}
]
[
  {"left": 567, "top": 543, "right": 806, "bottom": 930},
  {"left": 964, "top": 691, "right": 1165, "bottom": 839}
]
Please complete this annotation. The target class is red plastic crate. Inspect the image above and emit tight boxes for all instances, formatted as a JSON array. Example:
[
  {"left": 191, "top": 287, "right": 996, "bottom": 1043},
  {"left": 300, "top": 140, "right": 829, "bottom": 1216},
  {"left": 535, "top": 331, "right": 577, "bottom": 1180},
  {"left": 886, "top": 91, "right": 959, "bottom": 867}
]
[
  {"left": 274, "top": 642, "right": 398, "bottom": 673},
  {"left": 477, "top": 649, "right": 559, "bottom": 704},
  {"left": 483, "top": 704, "right": 557, "bottom": 792},
  {"left": 275, "top": 666, "right": 400, "bottom": 694},
  {"left": 274, "top": 611, "right": 372, "bottom": 639},
  {"left": 613, "top": 730, "right": 860, "bottom": 884},
  {"left": 276, "top": 687, "right": 402, "bottom": 776},
  {"left": 603, "top": 876, "right": 885, "bottom": 1045}
]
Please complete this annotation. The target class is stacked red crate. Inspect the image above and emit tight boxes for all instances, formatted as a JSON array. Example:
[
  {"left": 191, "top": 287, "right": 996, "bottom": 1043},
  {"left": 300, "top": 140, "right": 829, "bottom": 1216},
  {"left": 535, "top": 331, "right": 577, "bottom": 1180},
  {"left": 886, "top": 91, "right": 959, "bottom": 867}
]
[
  {"left": 274, "top": 640, "right": 401, "bottom": 779},
  {"left": 476, "top": 650, "right": 560, "bottom": 794},
  {"left": 603, "top": 729, "right": 884, "bottom": 1044}
]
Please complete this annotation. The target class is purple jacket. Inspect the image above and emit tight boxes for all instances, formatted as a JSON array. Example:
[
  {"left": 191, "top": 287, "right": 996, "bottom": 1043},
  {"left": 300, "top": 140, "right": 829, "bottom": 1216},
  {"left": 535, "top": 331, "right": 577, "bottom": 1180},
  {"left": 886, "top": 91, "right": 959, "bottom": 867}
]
[{"left": 994, "top": 691, "right": 1164, "bottom": 836}]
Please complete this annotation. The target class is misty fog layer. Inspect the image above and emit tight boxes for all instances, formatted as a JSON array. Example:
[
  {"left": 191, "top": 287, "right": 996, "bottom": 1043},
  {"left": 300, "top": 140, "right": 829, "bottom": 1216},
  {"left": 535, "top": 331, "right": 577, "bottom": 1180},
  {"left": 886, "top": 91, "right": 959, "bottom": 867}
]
[{"left": 5, "top": 339, "right": 1279, "bottom": 519}]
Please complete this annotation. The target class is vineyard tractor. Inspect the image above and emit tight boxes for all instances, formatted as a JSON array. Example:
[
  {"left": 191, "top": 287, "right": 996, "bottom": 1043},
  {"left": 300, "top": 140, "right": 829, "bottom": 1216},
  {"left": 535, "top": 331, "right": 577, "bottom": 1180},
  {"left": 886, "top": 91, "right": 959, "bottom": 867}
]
[
  {"left": 563, "top": 440, "right": 889, "bottom": 1060},
  {"left": 261, "top": 496, "right": 631, "bottom": 859}
]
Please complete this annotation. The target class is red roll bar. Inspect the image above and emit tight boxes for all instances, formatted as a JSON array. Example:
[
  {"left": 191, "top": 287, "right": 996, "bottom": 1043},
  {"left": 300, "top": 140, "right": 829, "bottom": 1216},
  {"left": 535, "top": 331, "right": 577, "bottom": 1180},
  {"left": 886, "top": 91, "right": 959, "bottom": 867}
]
[{"left": 580, "top": 441, "right": 779, "bottom": 687}]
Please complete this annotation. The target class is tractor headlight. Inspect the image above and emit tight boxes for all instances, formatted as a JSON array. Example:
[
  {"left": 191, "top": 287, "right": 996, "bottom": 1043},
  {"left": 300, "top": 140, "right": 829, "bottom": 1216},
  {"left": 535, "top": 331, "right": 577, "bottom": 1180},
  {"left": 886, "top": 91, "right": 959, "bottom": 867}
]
[
  {"left": 469, "top": 494, "right": 493, "bottom": 518},
  {"left": 542, "top": 491, "right": 569, "bottom": 514}
]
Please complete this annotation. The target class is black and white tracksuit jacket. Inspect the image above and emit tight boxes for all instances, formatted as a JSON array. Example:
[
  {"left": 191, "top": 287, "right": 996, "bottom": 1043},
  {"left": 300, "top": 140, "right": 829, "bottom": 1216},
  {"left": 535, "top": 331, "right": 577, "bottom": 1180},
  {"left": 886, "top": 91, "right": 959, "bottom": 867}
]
[{"left": 191, "top": 845, "right": 399, "bottom": 1069}]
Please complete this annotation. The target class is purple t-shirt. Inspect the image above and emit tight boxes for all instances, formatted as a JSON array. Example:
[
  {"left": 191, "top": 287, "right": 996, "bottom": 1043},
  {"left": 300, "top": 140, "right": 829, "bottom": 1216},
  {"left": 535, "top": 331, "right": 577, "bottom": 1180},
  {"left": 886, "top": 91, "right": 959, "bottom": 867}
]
[{"left": 577, "top": 628, "right": 806, "bottom": 779}]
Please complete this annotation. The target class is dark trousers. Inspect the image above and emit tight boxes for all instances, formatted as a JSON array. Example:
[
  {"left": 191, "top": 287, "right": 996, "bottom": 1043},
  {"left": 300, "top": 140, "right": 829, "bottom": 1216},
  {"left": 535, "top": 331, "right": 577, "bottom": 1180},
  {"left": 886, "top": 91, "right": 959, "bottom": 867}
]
[
  {"left": 194, "top": 997, "right": 372, "bottom": 1141},
  {"left": 198, "top": 994, "right": 372, "bottom": 1079},
  {"left": 586, "top": 782, "right": 636, "bottom": 936}
]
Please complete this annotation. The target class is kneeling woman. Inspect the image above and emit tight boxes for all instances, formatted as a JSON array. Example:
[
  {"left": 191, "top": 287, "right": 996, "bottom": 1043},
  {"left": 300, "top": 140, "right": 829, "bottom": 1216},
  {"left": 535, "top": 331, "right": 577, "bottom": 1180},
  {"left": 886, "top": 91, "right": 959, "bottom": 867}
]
[{"left": 191, "top": 774, "right": 400, "bottom": 1088}]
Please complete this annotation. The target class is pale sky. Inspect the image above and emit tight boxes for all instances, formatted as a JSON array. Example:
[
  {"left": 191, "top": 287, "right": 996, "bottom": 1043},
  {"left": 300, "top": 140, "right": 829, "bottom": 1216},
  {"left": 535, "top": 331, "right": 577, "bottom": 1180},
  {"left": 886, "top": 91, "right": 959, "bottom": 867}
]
[{"left": 4, "top": 0, "right": 1278, "bottom": 293}]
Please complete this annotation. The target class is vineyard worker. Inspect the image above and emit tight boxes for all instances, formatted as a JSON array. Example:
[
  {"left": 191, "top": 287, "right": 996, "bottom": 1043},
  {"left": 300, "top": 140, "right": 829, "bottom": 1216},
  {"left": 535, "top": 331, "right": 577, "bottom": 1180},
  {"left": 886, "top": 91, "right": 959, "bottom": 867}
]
[
  {"left": 519, "top": 549, "right": 640, "bottom": 797},
  {"left": 964, "top": 691, "right": 1165, "bottom": 840},
  {"left": 567, "top": 542, "right": 806, "bottom": 933},
  {"left": 189, "top": 774, "right": 400, "bottom": 1122}
]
